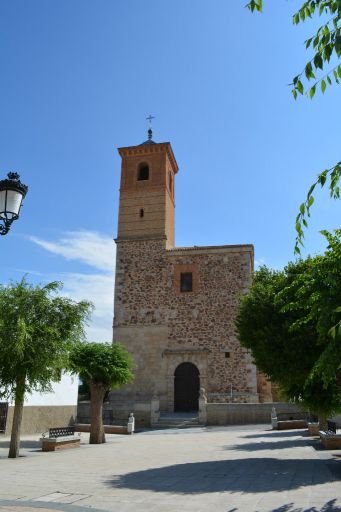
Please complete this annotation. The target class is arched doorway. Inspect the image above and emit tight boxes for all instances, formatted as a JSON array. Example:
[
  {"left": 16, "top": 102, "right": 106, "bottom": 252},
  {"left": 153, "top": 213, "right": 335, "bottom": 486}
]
[{"left": 174, "top": 362, "right": 200, "bottom": 412}]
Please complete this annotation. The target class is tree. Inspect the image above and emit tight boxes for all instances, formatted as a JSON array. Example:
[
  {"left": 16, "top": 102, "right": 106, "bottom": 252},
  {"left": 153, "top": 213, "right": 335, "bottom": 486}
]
[
  {"left": 0, "top": 279, "right": 92, "bottom": 458},
  {"left": 281, "top": 230, "right": 341, "bottom": 389},
  {"left": 69, "top": 341, "right": 134, "bottom": 444},
  {"left": 246, "top": 0, "right": 341, "bottom": 253},
  {"left": 236, "top": 253, "right": 341, "bottom": 423}
]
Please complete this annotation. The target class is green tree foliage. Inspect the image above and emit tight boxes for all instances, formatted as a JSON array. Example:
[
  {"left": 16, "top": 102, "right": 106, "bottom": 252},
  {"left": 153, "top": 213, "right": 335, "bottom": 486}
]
[
  {"left": 69, "top": 341, "right": 134, "bottom": 444},
  {"left": 236, "top": 235, "right": 341, "bottom": 419},
  {"left": 246, "top": 0, "right": 341, "bottom": 253},
  {"left": 0, "top": 278, "right": 92, "bottom": 458},
  {"left": 284, "top": 229, "right": 341, "bottom": 386}
]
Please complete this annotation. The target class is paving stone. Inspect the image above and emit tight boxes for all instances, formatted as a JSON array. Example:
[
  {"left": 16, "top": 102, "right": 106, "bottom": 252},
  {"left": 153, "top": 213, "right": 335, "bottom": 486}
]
[{"left": 0, "top": 426, "right": 341, "bottom": 512}]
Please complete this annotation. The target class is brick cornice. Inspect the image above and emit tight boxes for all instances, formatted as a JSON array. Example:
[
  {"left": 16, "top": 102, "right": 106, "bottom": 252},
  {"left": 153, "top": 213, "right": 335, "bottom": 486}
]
[
  {"left": 167, "top": 244, "right": 254, "bottom": 270},
  {"left": 118, "top": 142, "right": 179, "bottom": 174}
]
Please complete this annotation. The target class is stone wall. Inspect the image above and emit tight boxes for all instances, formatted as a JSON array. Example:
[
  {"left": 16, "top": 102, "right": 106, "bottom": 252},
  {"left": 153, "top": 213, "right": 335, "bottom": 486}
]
[
  {"left": 77, "top": 401, "right": 150, "bottom": 429},
  {"left": 5, "top": 405, "right": 77, "bottom": 435},
  {"left": 113, "top": 237, "right": 258, "bottom": 410},
  {"left": 205, "top": 402, "right": 303, "bottom": 426}
]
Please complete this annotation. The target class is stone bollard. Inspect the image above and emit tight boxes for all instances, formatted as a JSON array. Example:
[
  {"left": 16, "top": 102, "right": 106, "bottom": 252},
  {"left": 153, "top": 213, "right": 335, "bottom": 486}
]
[
  {"left": 271, "top": 407, "right": 278, "bottom": 429},
  {"left": 127, "top": 413, "right": 135, "bottom": 434},
  {"left": 307, "top": 422, "right": 320, "bottom": 436},
  {"left": 199, "top": 387, "right": 207, "bottom": 425}
]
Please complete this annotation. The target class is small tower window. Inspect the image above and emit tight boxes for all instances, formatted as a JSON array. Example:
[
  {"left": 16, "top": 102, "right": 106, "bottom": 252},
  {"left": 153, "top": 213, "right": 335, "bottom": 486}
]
[
  {"left": 180, "top": 272, "right": 193, "bottom": 292},
  {"left": 138, "top": 164, "right": 149, "bottom": 181},
  {"left": 140, "top": 208, "right": 144, "bottom": 218}
]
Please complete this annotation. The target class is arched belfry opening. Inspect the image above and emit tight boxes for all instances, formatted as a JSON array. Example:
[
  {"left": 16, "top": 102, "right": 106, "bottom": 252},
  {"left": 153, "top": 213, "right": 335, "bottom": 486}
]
[
  {"left": 174, "top": 362, "right": 200, "bottom": 412},
  {"left": 137, "top": 163, "right": 149, "bottom": 181}
]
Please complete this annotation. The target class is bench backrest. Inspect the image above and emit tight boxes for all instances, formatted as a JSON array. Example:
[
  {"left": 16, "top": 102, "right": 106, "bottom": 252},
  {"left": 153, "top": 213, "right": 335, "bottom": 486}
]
[
  {"left": 327, "top": 420, "right": 337, "bottom": 434},
  {"left": 276, "top": 412, "right": 308, "bottom": 421},
  {"left": 49, "top": 426, "right": 75, "bottom": 438}
]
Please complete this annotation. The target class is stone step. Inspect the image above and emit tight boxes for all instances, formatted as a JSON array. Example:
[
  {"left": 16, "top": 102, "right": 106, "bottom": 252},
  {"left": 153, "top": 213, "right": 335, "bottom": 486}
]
[
  {"left": 159, "top": 413, "right": 199, "bottom": 419},
  {"left": 155, "top": 421, "right": 199, "bottom": 426},
  {"left": 151, "top": 423, "right": 202, "bottom": 429},
  {"left": 157, "top": 417, "right": 199, "bottom": 422},
  {"left": 152, "top": 414, "right": 201, "bottom": 429}
]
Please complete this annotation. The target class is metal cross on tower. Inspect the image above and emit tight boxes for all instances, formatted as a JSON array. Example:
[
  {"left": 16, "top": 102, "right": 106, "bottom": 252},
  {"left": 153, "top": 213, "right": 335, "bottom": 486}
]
[{"left": 146, "top": 114, "right": 155, "bottom": 141}]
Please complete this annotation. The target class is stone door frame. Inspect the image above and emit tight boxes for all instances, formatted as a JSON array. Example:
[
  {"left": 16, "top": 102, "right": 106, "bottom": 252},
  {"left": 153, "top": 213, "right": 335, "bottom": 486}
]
[{"left": 163, "top": 348, "right": 209, "bottom": 412}]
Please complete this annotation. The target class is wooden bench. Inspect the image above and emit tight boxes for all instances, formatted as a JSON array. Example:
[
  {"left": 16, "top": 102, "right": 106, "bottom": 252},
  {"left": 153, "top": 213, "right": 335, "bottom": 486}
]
[
  {"left": 40, "top": 426, "right": 81, "bottom": 452},
  {"left": 319, "top": 420, "right": 341, "bottom": 449}
]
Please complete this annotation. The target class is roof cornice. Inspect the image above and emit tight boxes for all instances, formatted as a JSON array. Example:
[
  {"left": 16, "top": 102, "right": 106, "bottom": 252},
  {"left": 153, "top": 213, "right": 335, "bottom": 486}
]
[{"left": 118, "top": 142, "right": 179, "bottom": 173}]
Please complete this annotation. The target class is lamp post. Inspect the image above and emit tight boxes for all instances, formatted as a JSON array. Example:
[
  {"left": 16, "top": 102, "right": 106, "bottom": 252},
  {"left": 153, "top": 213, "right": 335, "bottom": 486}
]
[{"left": 0, "top": 172, "right": 28, "bottom": 236}]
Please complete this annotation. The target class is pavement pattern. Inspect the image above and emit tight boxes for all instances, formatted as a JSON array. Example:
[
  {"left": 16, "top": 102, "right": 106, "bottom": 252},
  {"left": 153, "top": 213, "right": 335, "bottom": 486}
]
[{"left": 0, "top": 425, "right": 341, "bottom": 512}]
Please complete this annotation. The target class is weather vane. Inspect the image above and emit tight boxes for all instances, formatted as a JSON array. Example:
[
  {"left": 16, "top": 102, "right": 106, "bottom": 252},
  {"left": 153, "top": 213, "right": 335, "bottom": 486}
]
[{"left": 146, "top": 114, "right": 155, "bottom": 141}]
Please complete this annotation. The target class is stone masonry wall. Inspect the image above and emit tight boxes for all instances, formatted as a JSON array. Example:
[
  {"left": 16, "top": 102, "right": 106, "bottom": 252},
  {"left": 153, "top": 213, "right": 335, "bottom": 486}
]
[{"left": 113, "top": 238, "right": 257, "bottom": 409}]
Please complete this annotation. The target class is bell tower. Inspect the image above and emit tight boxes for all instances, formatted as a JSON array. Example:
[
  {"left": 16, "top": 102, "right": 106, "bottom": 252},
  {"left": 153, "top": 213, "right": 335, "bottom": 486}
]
[{"left": 117, "top": 130, "right": 179, "bottom": 248}]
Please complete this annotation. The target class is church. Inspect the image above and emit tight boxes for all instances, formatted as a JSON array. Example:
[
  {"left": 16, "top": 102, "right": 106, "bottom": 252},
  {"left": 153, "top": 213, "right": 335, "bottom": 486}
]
[{"left": 110, "top": 130, "right": 272, "bottom": 426}]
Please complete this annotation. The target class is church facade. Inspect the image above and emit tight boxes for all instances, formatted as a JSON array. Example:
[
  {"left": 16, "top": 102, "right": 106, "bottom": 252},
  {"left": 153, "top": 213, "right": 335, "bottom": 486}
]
[{"left": 111, "top": 133, "right": 270, "bottom": 424}]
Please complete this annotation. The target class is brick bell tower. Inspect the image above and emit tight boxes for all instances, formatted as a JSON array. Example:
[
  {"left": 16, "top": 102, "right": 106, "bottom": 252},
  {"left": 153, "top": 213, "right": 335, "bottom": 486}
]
[
  {"left": 116, "top": 127, "right": 178, "bottom": 248},
  {"left": 112, "top": 128, "right": 180, "bottom": 424}
]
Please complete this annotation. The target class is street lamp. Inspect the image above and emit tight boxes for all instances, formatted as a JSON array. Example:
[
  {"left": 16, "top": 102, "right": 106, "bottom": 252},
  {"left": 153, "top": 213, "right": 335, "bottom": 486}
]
[{"left": 0, "top": 172, "right": 28, "bottom": 236}]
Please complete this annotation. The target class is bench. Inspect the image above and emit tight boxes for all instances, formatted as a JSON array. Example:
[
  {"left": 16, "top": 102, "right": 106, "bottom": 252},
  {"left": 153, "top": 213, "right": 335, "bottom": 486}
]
[
  {"left": 75, "top": 424, "right": 129, "bottom": 434},
  {"left": 40, "top": 426, "right": 81, "bottom": 452},
  {"left": 75, "top": 413, "right": 135, "bottom": 436},
  {"left": 319, "top": 420, "right": 341, "bottom": 449},
  {"left": 271, "top": 408, "right": 308, "bottom": 430}
]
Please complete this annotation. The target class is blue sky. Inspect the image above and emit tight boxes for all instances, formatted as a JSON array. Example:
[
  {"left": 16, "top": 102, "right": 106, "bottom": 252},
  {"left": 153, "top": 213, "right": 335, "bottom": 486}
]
[{"left": 0, "top": 0, "right": 340, "bottom": 340}]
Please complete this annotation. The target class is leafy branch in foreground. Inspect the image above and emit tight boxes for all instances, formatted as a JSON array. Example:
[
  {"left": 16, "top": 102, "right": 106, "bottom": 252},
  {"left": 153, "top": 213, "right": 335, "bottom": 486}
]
[
  {"left": 246, "top": 0, "right": 341, "bottom": 252},
  {"left": 295, "top": 162, "right": 341, "bottom": 254},
  {"left": 247, "top": 1, "right": 341, "bottom": 98}
]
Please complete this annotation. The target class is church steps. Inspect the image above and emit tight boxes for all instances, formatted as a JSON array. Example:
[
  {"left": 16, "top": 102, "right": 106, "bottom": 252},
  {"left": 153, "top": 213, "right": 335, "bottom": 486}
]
[{"left": 151, "top": 412, "right": 202, "bottom": 429}]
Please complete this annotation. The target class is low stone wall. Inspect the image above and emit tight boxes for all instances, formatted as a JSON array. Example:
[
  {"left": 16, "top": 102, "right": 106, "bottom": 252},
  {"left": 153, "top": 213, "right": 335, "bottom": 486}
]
[
  {"left": 277, "top": 420, "right": 308, "bottom": 430},
  {"left": 75, "top": 424, "right": 129, "bottom": 434},
  {"left": 77, "top": 400, "right": 304, "bottom": 429},
  {"left": 5, "top": 405, "right": 77, "bottom": 435},
  {"left": 206, "top": 402, "right": 302, "bottom": 426},
  {"left": 77, "top": 401, "right": 151, "bottom": 429}
]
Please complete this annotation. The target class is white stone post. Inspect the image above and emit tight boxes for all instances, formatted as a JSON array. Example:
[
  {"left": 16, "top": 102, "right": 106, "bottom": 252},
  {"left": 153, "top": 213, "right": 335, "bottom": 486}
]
[
  {"left": 127, "top": 413, "right": 135, "bottom": 434},
  {"left": 271, "top": 407, "right": 278, "bottom": 429},
  {"left": 151, "top": 394, "right": 160, "bottom": 426},
  {"left": 198, "top": 387, "right": 207, "bottom": 425}
]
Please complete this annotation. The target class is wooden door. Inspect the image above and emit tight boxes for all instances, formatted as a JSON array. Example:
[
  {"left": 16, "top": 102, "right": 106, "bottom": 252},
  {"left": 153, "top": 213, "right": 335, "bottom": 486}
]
[{"left": 174, "top": 362, "right": 199, "bottom": 412}]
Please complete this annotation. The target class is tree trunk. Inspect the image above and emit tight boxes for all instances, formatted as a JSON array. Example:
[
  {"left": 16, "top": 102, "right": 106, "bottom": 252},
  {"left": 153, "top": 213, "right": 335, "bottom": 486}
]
[
  {"left": 89, "top": 382, "right": 106, "bottom": 444},
  {"left": 319, "top": 414, "right": 328, "bottom": 431},
  {"left": 336, "top": 370, "right": 341, "bottom": 397},
  {"left": 8, "top": 376, "right": 25, "bottom": 458}
]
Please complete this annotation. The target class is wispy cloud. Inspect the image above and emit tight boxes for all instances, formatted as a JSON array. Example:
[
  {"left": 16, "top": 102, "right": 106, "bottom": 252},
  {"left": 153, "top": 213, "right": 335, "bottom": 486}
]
[
  {"left": 29, "top": 231, "right": 115, "bottom": 342},
  {"left": 29, "top": 231, "right": 114, "bottom": 272}
]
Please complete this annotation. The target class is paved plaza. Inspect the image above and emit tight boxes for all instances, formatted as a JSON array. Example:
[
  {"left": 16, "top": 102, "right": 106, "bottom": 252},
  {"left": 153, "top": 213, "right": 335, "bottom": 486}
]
[{"left": 0, "top": 425, "right": 341, "bottom": 512}]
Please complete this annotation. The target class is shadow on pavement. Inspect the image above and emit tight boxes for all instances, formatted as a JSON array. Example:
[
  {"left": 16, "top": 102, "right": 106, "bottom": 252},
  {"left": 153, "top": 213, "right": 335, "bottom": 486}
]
[
  {"left": 241, "top": 431, "right": 308, "bottom": 439},
  {"left": 0, "top": 439, "right": 40, "bottom": 449},
  {"left": 226, "top": 500, "right": 341, "bottom": 512},
  {"left": 104, "top": 457, "right": 340, "bottom": 494},
  {"left": 225, "top": 438, "right": 316, "bottom": 451},
  {"left": 266, "top": 499, "right": 341, "bottom": 511}
]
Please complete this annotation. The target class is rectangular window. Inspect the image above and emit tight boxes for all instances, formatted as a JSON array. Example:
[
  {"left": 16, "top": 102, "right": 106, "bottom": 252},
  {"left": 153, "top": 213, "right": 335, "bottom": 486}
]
[{"left": 180, "top": 272, "right": 193, "bottom": 292}]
